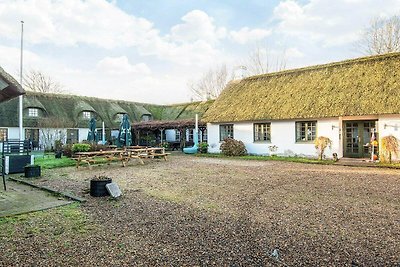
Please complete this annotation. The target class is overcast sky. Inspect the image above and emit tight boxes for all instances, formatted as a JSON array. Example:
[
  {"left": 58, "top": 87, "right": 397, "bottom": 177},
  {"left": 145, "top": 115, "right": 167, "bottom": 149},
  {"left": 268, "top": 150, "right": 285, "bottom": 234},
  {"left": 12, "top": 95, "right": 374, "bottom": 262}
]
[{"left": 0, "top": 0, "right": 399, "bottom": 104}]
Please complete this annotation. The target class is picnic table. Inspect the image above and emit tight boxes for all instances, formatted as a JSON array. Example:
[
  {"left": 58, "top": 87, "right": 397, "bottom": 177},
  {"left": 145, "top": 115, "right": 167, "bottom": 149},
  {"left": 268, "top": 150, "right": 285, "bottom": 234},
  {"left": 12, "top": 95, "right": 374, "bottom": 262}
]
[
  {"left": 127, "top": 147, "right": 169, "bottom": 160},
  {"left": 73, "top": 147, "right": 169, "bottom": 169}
]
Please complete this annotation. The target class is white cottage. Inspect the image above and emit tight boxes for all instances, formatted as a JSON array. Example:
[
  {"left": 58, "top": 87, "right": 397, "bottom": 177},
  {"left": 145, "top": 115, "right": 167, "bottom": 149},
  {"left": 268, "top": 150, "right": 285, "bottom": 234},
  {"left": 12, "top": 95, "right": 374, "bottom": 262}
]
[{"left": 203, "top": 53, "right": 400, "bottom": 159}]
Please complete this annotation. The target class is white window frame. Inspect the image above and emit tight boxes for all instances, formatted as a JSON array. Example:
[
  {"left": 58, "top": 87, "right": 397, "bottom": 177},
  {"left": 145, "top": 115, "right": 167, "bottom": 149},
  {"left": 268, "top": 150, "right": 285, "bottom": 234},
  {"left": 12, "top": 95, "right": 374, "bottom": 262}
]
[
  {"left": 28, "top": 108, "right": 39, "bottom": 117},
  {"left": 82, "top": 111, "right": 91, "bottom": 119},
  {"left": 219, "top": 124, "right": 234, "bottom": 141},
  {"left": 296, "top": 121, "right": 317, "bottom": 142},
  {"left": 254, "top": 122, "right": 271, "bottom": 142}
]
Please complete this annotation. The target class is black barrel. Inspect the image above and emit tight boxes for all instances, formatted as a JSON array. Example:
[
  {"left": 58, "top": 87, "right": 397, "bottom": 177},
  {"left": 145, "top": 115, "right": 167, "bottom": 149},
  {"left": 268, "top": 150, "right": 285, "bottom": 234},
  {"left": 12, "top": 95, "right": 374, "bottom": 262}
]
[
  {"left": 90, "top": 178, "right": 112, "bottom": 197},
  {"left": 24, "top": 165, "right": 41, "bottom": 178}
]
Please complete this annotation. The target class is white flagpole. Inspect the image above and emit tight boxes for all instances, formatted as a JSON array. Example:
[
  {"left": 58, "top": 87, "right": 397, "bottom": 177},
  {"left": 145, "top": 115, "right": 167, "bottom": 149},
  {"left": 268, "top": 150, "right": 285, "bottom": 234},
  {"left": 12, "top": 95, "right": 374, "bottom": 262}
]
[
  {"left": 102, "top": 121, "right": 105, "bottom": 144},
  {"left": 19, "top": 21, "right": 24, "bottom": 141}
]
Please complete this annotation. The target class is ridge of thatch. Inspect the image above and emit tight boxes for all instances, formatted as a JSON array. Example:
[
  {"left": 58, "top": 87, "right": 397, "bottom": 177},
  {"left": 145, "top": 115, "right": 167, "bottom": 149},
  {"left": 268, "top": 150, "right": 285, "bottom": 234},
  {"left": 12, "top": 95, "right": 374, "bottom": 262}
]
[{"left": 203, "top": 52, "right": 400, "bottom": 123}]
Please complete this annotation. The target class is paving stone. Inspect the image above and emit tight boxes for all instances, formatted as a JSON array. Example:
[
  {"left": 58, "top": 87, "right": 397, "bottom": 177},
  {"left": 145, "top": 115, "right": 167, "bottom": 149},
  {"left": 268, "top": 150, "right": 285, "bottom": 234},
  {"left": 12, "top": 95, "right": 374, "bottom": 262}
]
[{"left": 106, "top": 182, "right": 122, "bottom": 198}]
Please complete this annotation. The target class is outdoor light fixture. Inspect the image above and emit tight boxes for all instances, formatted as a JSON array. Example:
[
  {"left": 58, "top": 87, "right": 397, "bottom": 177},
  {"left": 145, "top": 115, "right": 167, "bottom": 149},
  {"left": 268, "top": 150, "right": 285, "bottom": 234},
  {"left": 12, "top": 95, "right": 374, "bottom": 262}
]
[{"left": 384, "top": 124, "right": 399, "bottom": 130}]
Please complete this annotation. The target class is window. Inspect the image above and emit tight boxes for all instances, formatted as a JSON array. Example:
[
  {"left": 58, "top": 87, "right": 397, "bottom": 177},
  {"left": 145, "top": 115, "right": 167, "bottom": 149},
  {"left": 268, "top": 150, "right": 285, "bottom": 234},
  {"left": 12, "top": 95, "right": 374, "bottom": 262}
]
[
  {"left": 219, "top": 124, "right": 234, "bottom": 141},
  {"left": 97, "top": 129, "right": 103, "bottom": 142},
  {"left": 0, "top": 128, "right": 7, "bottom": 141},
  {"left": 254, "top": 123, "right": 271, "bottom": 142},
  {"left": 141, "top": 114, "right": 151, "bottom": 122},
  {"left": 201, "top": 129, "right": 207, "bottom": 142},
  {"left": 296, "top": 121, "right": 317, "bottom": 142},
  {"left": 175, "top": 129, "right": 181, "bottom": 141},
  {"left": 188, "top": 129, "right": 194, "bottom": 142},
  {"left": 66, "top": 129, "right": 79, "bottom": 144},
  {"left": 82, "top": 111, "right": 91, "bottom": 119},
  {"left": 28, "top": 108, "right": 39, "bottom": 117},
  {"left": 116, "top": 113, "right": 125, "bottom": 121}
]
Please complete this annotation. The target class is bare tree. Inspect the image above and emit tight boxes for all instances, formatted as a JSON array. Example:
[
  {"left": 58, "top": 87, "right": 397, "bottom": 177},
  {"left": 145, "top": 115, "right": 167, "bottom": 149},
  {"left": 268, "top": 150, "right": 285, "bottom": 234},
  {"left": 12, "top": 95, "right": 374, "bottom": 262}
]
[
  {"left": 244, "top": 44, "right": 287, "bottom": 76},
  {"left": 37, "top": 116, "right": 72, "bottom": 150},
  {"left": 23, "top": 69, "right": 64, "bottom": 93},
  {"left": 189, "top": 64, "right": 230, "bottom": 101},
  {"left": 357, "top": 15, "right": 400, "bottom": 55}
]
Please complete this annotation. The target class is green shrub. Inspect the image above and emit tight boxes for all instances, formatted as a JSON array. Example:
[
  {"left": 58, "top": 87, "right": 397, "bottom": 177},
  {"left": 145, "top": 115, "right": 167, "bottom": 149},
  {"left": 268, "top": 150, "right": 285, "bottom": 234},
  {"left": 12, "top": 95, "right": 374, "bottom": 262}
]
[
  {"left": 72, "top": 143, "right": 91, "bottom": 153},
  {"left": 161, "top": 142, "right": 170, "bottom": 149},
  {"left": 220, "top": 138, "right": 247, "bottom": 156},
  {"left": 198, "top": 142, "right": 208, "bottom": 153}
]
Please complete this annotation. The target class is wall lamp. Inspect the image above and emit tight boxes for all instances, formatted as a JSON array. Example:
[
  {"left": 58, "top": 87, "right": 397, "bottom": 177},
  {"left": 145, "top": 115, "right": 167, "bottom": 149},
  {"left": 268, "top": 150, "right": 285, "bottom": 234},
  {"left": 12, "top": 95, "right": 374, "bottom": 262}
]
[{"left": 384, "top": 124, "right": 398, "bottom": 131}]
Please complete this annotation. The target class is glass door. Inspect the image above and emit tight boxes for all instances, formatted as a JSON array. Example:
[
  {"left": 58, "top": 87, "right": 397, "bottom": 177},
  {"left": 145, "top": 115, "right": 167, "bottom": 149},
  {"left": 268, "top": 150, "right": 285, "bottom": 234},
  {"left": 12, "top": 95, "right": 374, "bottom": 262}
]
[{"left": 344, "top": 121, "right": 377, "bottom": 158}]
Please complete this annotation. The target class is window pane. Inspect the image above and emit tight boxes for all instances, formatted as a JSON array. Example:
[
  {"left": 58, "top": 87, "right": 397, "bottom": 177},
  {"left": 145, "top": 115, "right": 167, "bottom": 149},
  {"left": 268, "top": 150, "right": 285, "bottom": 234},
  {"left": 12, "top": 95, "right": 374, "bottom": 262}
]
[
  {"left": 254, "top": 123, "right": 271, "bottom": 142},
  {"left": 82, "top": 111, "right": 91, "bottom": 119},
  {"left": 296, "top": 121, "right": 317, "bottom": 141},
  {"left": 0, "top": 128, "right": 7, "bottom": 141},
  {"left": 28, "top": 108, "right": 38, "bottom": 117},
  {"left": 220, "top": 124, "right": 234, "bottom": 141}
]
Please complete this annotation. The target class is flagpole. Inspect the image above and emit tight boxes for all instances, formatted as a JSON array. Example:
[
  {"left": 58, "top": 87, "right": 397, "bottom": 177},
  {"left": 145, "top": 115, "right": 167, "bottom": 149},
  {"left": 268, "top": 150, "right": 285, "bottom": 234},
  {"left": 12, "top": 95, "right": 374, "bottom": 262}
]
[{"left": 19, "top": 20, "right": 24, "bottom": 141}]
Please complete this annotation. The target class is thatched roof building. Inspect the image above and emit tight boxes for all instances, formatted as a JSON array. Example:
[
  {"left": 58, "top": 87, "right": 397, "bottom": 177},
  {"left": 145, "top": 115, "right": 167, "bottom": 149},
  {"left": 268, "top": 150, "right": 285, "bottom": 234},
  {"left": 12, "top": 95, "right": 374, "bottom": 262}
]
[
  {"left": 0, "top": 91, "right": 213, "bottom": 129},
  {"left": 0, "top": 67, "right": 25, "bottom": 103},
  {"left": 203, "top": 52, "right": 400, "bottom": 123}
]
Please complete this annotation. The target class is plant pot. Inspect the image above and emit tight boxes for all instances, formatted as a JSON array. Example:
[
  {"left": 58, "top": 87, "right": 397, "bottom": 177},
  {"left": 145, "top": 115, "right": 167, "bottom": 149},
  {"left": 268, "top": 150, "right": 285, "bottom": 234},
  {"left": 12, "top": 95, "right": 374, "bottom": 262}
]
[
  {"left": 55, "top": 151, "right": 62, "bottom": 159},
  {"left": 24, "top": 165, "right": 41, "bottom": 178},
  {"left": 90, "top": 178, "right": 112, "bottom": 197}
]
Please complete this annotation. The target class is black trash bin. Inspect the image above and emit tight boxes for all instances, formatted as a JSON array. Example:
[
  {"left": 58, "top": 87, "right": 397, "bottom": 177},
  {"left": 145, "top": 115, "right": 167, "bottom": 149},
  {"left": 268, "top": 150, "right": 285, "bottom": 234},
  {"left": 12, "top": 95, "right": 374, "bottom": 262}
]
[{"left": 90, "top": 177, "right": 112, "bottom": 197}]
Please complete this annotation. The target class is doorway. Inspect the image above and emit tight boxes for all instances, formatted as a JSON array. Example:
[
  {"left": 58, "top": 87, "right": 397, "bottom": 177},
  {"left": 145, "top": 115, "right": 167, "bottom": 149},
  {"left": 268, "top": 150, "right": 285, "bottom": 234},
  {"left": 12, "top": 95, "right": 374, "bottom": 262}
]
[{"left": 343, "top": 121, "right": 377, "bottom": 158}]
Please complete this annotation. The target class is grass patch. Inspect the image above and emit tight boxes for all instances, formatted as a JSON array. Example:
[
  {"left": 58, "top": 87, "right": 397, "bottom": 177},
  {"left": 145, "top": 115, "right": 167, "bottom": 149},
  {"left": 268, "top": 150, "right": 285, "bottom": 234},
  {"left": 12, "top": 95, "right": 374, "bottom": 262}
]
[
  {"left": 195, "top": 153, "right": 334, "bottom": 165},
  {"left": 35, "top": 155, "right": 113, "bottom": 169},
  {"left": 35, "top": 156, "right": 76, "bottom": 169},
  {"left": 0, "top": 203, "right": 93, "bottom": 239},
  {"left": 146, "top": 190, "right": 184, "bottom": 203}
]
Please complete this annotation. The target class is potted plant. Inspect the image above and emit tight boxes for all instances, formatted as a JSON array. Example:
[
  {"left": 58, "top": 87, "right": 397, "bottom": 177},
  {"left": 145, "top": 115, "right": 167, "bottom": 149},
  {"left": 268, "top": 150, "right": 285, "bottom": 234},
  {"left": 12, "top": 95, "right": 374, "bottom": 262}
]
[
  {"left": 54, "top": 139, "right": 63, "bottom": 159},
  {"left": 90, "top": 175, "right": 112, "bottom": 197},
  {"left": 24, "top": 164, "right": 41, "bottom": 178}
]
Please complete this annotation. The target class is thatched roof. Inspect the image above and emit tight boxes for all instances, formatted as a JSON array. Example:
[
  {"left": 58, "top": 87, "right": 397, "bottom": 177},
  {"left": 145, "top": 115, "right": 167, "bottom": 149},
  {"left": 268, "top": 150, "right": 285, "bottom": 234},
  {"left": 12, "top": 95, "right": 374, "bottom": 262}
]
[
  {"left": 0, "top": 67, "right": 25, "bottom": 103},
  {"left": 203, "top": 52, "right": 400, "bottom": 123},
  {"left": 0, "top": 91, "right": 213, "bottom": 129}
]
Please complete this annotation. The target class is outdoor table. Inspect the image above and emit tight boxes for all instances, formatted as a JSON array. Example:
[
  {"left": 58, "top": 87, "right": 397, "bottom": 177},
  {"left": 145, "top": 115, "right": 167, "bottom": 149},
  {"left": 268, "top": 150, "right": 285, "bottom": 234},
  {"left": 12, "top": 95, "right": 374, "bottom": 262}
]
[
  {"left": 73, "top": 150, "right": 144, "bottom": 168},
  {"left": 128, "top": 147, "right": 170, "bottom": 161}
]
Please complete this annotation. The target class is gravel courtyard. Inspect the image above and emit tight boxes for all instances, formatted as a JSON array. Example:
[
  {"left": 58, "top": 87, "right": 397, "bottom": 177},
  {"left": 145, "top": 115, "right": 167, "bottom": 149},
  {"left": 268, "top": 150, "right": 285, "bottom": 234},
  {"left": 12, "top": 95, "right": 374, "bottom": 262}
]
[{"left": 1, "top": 154, "right": 399, "bottom": 266}]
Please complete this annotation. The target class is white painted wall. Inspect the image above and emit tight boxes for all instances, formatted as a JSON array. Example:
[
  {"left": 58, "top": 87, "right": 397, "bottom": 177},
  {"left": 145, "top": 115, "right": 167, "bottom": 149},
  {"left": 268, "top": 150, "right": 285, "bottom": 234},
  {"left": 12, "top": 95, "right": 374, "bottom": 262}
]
[
  {"left": 207, "top": 118, "right": 339, "bottom": 158},
  {"left": 165, "top": 129, "right": 176, "bottom": 142},
  {"left": 377, "top": 115, "right": 400, "bottom": 160},
  {"left": 79, "top": 128, "right": 89, "bottom": 142},
  {"left": 7, "top": 127, "right": 21, "bottom": 140}
]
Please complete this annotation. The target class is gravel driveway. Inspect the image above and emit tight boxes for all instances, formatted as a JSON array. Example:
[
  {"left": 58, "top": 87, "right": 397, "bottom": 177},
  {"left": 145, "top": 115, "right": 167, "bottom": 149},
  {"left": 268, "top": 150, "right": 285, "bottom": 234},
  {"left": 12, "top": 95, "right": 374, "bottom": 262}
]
[{"left": 2, "top": 154, "right": 399, "bottom": 266}]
